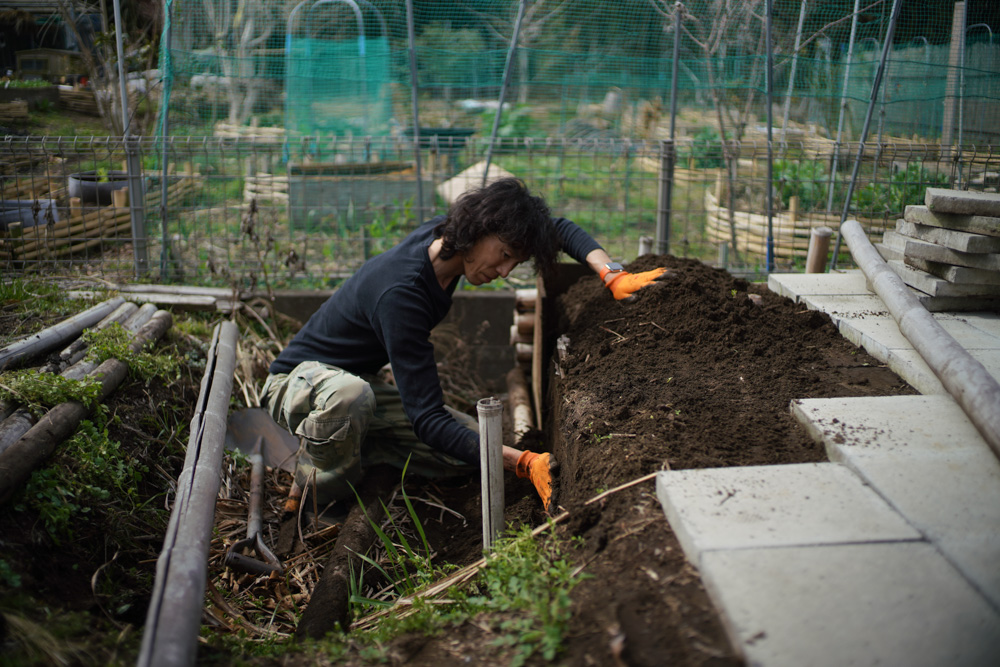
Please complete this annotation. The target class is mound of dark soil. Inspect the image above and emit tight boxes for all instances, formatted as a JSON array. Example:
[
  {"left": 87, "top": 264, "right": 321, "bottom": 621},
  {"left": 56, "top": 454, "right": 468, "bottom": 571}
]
[{"left": 398, "top": 256, "right": 915, "bottom": 665}]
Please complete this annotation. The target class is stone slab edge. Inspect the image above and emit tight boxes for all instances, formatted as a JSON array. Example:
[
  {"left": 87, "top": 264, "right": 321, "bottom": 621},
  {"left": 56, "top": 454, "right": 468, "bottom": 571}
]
[
  {"left": 906, "top": 204, "right": 1000, "bottom": 238},
  {"left": 926, "top": 188, "right": 1000, "bottom": 219}
]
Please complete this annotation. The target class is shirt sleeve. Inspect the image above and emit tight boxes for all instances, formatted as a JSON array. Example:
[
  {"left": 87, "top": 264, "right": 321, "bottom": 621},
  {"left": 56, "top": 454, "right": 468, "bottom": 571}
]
[
  {"left": 552, "top": 216, "right": 603, "bottom": 263},
  {"left": 370, "top": 285, "right": 480, "bottom": 466}
]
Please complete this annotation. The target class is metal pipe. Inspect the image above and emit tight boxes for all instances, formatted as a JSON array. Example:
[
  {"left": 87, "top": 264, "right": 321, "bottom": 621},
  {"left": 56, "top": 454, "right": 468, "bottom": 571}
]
[
  {"left": 138, "top": 321, "right": 240, "bottom": 667},
  {"left": 781, "top": 0, "right": 808, "bottom": 143},
  {"left": 830, "top": 0, "right": 903, "bottom": 269},
  {"left": 657, "top": 2, "right": 683, "bottom": 256},
  {"left": 482, "top": 0, "right": 527, "bottom": 188},
  {"left": 405, "top": 0, "right": 424, "bottom": 217},
  {"left": 159, "top": 0, "right": 173, "bottom": 279},
  {"left": 113, "top": 0, "right": 149, "bottom": 276},
  {"left": 477, "top": 397, "right": 504, "bottom": 552},
  {"left": 765, "top": 0, "right": 775, "bottom": 272},
  {"left": 826, "top": 0, "right": 861, "bottom": 214}
]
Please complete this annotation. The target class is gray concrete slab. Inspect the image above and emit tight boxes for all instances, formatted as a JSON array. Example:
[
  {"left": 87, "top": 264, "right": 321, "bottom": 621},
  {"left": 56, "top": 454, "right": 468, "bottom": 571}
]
[
  {"left": 904, "top": 236, "right": 1000, "bottom": 271},
  {"left": 926, "top": 187, "right": 1000, "bottom": 218},
  {"left": 955, "top": 311, "right": 1000, "bottom": 337},
  {"left": 655, "top": 464, "right": 920, "bottom": 562},
  {"left": 906, "top": 203, "right": 1000, "bottom": 237},
  {"left": 767, "top": 271, "right": 870, "bottom": 303},
  {"left": 838, "top": 314, "right": 1000, "bottom": 361},
  {"left": 797, "top": 294, "right": 889, "bottom": 327},
  {"left": 886, "top": 347, "right": 1000, "bottom": 397},
  {"left": 888, "top": 259, "right": 1000, "bottom": 297},
  {"left": 897, "top": 220, "right": 1000, "bottom": 253},
  {"left": 883, "top": 348, "right": 947, "bottom": 394},
  {"left": 791, "top": 395, "right": 1000, "bottom": 609},
  {"left": 700, "top": 542, "right": 1000, "bottom": 667}
]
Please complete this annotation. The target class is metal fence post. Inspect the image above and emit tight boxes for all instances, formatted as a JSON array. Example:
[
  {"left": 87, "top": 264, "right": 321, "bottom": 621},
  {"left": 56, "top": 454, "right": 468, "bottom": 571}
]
[{"left": 656, "top": 139, "right": 675, "bottom": 256}]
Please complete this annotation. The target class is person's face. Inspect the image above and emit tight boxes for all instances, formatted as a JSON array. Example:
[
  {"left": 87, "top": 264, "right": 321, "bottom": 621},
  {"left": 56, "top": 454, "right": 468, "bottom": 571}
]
[{"left": 462, "top": 235, "right": 525, "bottom": 285}]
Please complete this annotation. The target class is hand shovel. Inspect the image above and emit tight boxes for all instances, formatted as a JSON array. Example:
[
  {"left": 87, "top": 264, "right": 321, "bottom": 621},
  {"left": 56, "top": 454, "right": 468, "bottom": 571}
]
[{"left": 224, "top": 436, "right": 283, "bottom": 576}]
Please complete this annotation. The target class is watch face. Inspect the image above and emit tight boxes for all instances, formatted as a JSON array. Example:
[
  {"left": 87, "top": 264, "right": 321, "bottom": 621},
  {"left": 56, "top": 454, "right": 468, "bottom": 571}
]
[{"left": 606, "top": 262, "right": 624, "bottom": 272}]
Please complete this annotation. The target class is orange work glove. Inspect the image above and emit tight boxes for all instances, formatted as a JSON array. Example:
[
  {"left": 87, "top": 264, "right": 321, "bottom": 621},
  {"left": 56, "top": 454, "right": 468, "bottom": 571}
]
[
  {"left": 515, "top": 451, "right": 554, "bottom": 511},
  {"left": 604, "top": 267, "right": 669, "bottom": 301}
]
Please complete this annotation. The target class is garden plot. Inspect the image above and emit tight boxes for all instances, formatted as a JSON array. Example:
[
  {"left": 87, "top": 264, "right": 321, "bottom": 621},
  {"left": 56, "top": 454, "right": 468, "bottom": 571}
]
[{"left": 0, "top": 256, "right": 921, "bottom": 665}]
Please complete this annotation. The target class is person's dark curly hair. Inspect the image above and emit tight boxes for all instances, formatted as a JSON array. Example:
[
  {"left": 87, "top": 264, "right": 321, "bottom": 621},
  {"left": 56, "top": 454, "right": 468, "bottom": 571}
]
[{"left": 434, "top": 178, "right": 560, "bottom": 278}]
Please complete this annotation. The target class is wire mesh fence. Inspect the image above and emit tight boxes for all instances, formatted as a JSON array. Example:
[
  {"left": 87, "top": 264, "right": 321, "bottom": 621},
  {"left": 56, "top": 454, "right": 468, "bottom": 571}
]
[
  {"left": 3, "top": 135, "right": 996, "bottom": 286},
  {"left": 158, "top": 0, "right": 1000, "bottom": 145}
]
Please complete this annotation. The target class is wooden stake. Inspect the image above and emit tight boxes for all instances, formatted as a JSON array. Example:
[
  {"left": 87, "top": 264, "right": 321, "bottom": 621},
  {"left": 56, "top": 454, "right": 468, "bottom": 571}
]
[{"left": 805, "top": 226, "right": 833, "bottom": 273}]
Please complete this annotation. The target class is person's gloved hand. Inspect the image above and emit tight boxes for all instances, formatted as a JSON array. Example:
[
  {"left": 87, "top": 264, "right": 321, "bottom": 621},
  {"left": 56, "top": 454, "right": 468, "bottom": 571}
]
[
  {"left": 604, "top": 267, "right": 670, "bottom": 301},
  {"left": 515, "top": 451, "right": 555, "bottom": 511}
]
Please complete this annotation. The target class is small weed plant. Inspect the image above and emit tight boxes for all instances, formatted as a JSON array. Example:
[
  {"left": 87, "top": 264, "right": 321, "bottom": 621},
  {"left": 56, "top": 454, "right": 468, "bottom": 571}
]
[
  {"left": 83, "top": 323, "right": 181, "bottom": 382},
  {"left": 330, "top": 472, "right": 587, "bottom": 667}
]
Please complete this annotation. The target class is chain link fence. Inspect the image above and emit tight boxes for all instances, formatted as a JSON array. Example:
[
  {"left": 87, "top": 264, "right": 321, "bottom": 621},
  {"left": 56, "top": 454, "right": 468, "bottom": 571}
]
[{"left": 3, "top": 135, "right": 996, "bottom": 285}]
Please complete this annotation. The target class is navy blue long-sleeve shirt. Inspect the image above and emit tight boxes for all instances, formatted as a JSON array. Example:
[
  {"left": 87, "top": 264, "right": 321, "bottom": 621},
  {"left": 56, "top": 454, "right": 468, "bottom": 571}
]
[{"left": 269, "top": 215, "right": 601, "bottom": 466}]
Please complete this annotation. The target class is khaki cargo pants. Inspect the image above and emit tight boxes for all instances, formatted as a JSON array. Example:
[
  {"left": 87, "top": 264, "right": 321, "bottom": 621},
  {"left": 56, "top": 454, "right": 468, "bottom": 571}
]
[{"left": 261, "top": 360, "right": 477, "bottom": 505}]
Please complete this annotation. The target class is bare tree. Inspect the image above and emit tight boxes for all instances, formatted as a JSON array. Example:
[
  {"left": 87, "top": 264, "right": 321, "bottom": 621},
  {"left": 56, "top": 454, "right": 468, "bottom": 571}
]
[
  {"left": 201, "top": 0, "right": 276, "bottom": 125},
  {"left": 651, "top": 0, "right": 770, "bottom": 264},
  {"left": 55, "top": 0, "right": 160, "bottom": 135},
  {"left": 464, "top": 0, "right": 572, "bottom": 104}
]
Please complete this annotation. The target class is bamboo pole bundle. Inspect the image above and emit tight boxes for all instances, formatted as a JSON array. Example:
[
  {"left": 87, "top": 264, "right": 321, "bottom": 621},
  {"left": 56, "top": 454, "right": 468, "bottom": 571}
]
[
  {"left": 0, "top": 309, "right": 173, "bottom": 504},
  {"left": 0, "top": 296, "right": 125, "bottom": 371},
  {"left": 0, "top": 303, "right": 155, "bottom": 454},
  {"left": 139, "top": 320, "right": 239, "bottom": 667},
  {"left": 841, "top": 219, "right": 1000, "bottom": 460},
  {"left": 243, "top": 174, "right": 289, "bottom": 204},
  {"left": 8, "top": 177, "right": 196, "bottom": 262}
]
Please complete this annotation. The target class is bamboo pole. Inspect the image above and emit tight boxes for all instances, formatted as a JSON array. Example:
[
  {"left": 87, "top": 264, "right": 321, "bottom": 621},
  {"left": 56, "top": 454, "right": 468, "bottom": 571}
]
[
  {"left": 506, "top": 367, "right": 534, "bottom": 446},
  {"left": 0, "top": 310, "right": 173, "bottom": 504},
  {"left": 477, "top": 397, "right": 505, "bottom": 552},
  {"left": 840, "top": 219, "right": 1000, "bottom": 459},
  {"left": 0, "top": 297, "right": 126, "bottom": 371},
  {"left": 0, "top": 302, "right": 157, "bottom": 455},
  {"left": 138, "top": 320, "right": 239, "bottom": 667}
]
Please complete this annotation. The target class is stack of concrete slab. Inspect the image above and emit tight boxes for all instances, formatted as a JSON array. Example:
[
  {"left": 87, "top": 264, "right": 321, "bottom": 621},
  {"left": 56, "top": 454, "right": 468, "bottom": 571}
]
[{"left": 876, "top": 188, "right": 1000, "bottom": 310}]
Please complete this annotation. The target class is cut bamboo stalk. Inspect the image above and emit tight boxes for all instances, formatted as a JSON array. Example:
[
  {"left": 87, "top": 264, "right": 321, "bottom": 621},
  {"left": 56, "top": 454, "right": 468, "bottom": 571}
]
[
  {"left": 841, "top": 219, "right": 1000, "bottom": 460},
  {"left": 138, "top": 321, "right": 239, "bottom": 667},
  {"left": 515, "top": 313, "right": 534, "bottom": 336},
  {"left": 0, "top": 309, "right": 173, "bottom": 504},
  {"left": 0, "top": 297, "right": 126, "bottom": 371},
  {"left": 506, "top": 366, "right": 534, "bottom": 446},
  {"left": 477, "top": 396, "right": 504, "bottom": 553},
  {"left": 806, "top": 227, "right": 833, "bottom": 273}
]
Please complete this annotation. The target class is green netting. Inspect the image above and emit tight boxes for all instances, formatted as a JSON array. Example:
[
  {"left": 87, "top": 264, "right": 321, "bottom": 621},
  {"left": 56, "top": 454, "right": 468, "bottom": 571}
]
[
  {"left": 157, "top": 1, "right": 1000, "bottom": 144},
  {"left": 285, "top": 36, "right": 393, "bottom": 138}
]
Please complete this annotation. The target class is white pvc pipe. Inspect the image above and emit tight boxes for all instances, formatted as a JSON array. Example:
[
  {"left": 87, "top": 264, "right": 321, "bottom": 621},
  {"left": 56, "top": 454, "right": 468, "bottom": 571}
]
[
  {"left": 477, "top": 396, "right": 505, "bottom": 552},
  {"left": 840, "top": 219, "right": 1000, "bottom": 460}
]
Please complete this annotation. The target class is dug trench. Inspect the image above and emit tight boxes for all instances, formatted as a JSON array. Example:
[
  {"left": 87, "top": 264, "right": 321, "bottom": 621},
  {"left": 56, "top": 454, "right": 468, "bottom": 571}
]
[{"left": 289, "top": 255, "right": 917, "bottom": 665}]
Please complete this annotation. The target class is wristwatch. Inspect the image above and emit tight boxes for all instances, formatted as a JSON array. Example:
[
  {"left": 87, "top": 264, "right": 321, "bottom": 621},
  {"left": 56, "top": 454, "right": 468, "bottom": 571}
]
[{"left": 600, "top": 261, "right": 625, "bottom": 282}]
